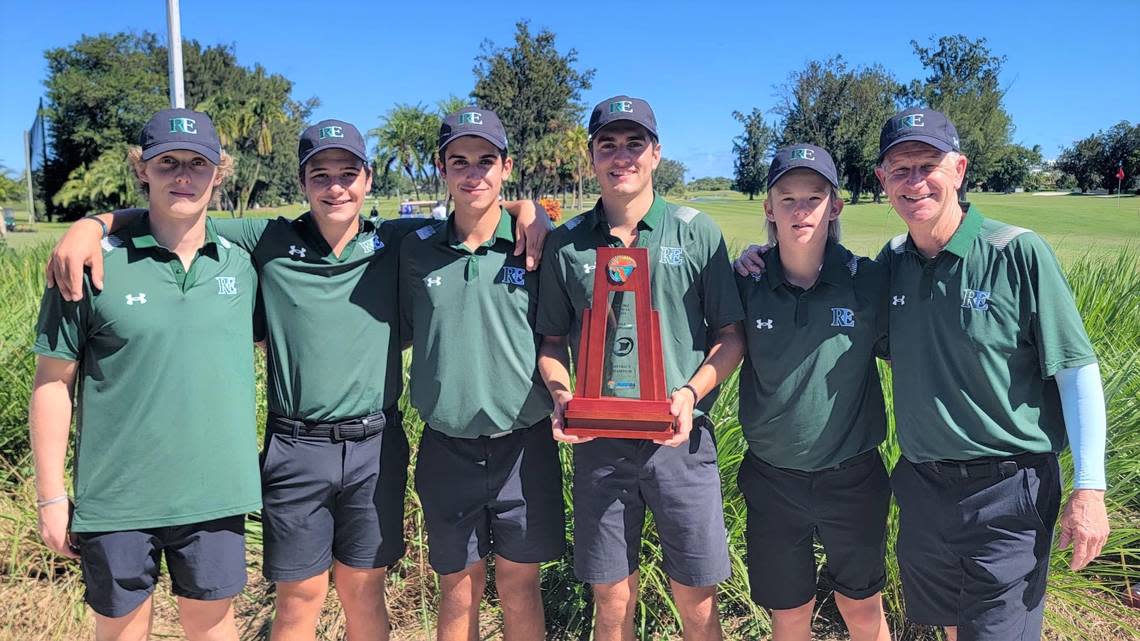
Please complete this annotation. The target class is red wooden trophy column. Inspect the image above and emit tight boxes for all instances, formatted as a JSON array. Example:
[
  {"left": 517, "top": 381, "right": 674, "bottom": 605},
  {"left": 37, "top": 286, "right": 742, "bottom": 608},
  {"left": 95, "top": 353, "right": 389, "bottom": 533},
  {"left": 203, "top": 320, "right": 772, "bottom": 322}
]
[{"left": 564, "top": 247, "right": 675, "bottom": 439}]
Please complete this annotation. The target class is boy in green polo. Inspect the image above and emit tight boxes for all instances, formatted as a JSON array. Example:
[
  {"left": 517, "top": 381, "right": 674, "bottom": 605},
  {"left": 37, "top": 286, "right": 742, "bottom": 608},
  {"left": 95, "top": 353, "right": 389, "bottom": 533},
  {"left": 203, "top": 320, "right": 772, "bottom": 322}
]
[
  {"left": 30, "top": 108, "right": 259, "bottom": 641},
  {"left": 736, "top": 144, "right": 891, "bottom": 641},
  {"left": 400, "top": 108, "right": 563, "bottom": 641},
  {"left": 537, "top": 96, "right": 745, "bottom": 641}
]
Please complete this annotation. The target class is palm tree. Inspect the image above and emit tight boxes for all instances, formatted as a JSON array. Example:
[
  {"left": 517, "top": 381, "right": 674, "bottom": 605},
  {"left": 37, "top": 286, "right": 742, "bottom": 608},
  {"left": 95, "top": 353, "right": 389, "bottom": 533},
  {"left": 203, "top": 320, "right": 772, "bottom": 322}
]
[
  {"left": 370, "top": 104, "right": 436, "bottom": 200},
  {"left": 562, "top": 125, "right": 590, "bottom": 208},
  {"left": 198, "top": 69, "right": 287, "bottom": 217}
]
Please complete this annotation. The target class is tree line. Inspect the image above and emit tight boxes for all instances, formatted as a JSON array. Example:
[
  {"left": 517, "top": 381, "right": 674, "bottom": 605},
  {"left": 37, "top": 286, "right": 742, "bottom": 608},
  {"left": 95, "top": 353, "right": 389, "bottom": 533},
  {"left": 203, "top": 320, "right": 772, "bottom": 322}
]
[{"left": 23, "top": 29, "right": 1135, "bottom": 220}]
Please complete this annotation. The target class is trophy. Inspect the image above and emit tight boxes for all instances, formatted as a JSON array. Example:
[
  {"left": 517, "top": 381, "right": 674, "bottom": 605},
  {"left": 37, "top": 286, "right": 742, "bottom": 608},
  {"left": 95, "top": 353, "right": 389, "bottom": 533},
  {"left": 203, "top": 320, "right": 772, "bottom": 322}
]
[{"left": 564, "top": 247, "right": 675, "bottom": 439}]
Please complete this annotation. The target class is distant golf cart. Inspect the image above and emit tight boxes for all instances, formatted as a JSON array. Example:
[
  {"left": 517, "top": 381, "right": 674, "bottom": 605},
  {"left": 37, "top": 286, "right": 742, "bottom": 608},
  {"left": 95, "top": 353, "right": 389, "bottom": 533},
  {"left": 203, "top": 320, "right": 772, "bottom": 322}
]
[{"left": 2, "top": 208, "right": 15, "bottom": 233}]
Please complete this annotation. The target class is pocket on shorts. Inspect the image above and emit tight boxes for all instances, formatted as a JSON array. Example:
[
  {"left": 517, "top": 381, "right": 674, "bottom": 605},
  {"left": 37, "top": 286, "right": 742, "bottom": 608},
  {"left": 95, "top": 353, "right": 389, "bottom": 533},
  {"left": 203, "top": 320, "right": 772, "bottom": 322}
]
[{"left": 1019, "top": 467, "right": 1049, "bottom": 531}]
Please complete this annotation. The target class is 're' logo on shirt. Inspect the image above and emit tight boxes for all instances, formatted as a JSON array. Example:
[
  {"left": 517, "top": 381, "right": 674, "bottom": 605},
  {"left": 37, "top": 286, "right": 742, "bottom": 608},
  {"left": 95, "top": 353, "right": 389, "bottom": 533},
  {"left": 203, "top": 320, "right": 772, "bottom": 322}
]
[
  {"left": 830, "top": 307, "right": 855, "bottom": 327},
  {"left": 498, "top": 266, "right": 526, "bottom": 286},
  {"left": 215, "top": 276, "right": 238, "bottom": 295},
  {"left": 659, "top": 246, "right": 684, "bottom": 266},
  {"left": 961, "top": 288, "right": 991, "bottom": 311}
]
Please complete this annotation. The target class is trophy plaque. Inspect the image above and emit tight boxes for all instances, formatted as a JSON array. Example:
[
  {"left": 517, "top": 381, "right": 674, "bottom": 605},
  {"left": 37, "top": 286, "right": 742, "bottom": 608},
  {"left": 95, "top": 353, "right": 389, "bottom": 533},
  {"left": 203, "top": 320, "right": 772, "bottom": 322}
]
[{"left": 564, "top": 246, "right": 675, "bottom": 439}]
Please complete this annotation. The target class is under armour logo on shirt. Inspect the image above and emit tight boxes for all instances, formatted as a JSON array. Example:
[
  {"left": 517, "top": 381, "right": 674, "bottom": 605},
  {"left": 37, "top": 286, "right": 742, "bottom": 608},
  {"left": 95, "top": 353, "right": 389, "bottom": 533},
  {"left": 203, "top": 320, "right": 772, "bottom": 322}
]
[
  {"left": 755, "top": 318, "right": 773, "bottom": 330},
  {"left": 892, "top": 295, "right": 906, "bottom": 306},
  {"left": 424, "top": 276, "right": 442, "bottom": 287},
  {"left": 831, "top": 308, "right": 855, "bottom": 327},
  {"left": 582, "top": 263, "right": 596, "bottom": 274},
  {"left": 125, "top": 293, "right": 147, "bottom": 305},
  {"left": 961, "top": 288, "right": 992, "bottom": 311},
  {"left": 289, "top": 245, "right": 306, "bottom": 258}
]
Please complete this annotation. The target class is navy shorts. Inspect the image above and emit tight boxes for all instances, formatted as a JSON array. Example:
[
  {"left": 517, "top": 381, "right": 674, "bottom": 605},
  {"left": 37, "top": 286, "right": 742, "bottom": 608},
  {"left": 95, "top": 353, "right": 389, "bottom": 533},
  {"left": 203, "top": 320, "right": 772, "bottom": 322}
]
[
  {"left": 892, "top": 453, "right": 1061, "bottom": 640},
  {"left": 260, "top": 411, "right": 409, "bottom": 582},
  {"left": 737, "top": 449, "right": 890, "bottom": 609},
  {"left": 414, "top": 418, "right": 566, "bottom": 575},
  {"left": 75, "top": 515, "right": 246, "bottom": 618},
  {"left": 572, "top": 417, "right": 730, "bottom": 587}
]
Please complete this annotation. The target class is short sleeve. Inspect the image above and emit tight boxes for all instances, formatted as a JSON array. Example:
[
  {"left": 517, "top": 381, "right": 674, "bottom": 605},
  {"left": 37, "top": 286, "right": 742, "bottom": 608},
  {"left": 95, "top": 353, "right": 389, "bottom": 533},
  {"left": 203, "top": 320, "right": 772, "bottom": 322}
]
[
  {"left": 696, "top": 218, "right": 746, "bottom": 329},
  {"left": 33, "top": 283, "right": 89, "bottom": 361},
  {"left": 535, "top": 236, "right": 574, "bottom": 337},
  {"left": 1016, "top": 233, "right": 1097, "bottom": 377},
  {"left": 212, "top": 217, "right": 271, "bottom": 253}
]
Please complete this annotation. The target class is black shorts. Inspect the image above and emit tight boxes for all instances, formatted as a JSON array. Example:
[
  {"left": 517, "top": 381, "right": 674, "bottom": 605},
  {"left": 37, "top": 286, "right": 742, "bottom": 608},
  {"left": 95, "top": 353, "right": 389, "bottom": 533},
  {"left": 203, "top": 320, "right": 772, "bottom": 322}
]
[
  {"left": 414, "top": 419, "right": 566, "bottom": 575},
  {"left": 572, "top": 417, "right": 730, "bottom": 587},
  {"left": 260, "top": 411, "right": 409, "bottom": 582},
  {"left": 737, "top": 449, "right": 890, "bottom": 609},
  {"left": 892, "top": 453, "right": 1061, "bottom": 640},
  {"left": 76, "top": 515, "right": 246, "bottom": 618}
]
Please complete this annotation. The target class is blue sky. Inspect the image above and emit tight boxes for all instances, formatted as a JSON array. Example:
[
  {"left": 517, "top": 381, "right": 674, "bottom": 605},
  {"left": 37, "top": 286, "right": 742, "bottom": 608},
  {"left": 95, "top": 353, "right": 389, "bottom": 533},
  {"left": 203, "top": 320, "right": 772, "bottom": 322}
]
[{"left": 2, "top": 0, "right": 1137, "bottom": 180}]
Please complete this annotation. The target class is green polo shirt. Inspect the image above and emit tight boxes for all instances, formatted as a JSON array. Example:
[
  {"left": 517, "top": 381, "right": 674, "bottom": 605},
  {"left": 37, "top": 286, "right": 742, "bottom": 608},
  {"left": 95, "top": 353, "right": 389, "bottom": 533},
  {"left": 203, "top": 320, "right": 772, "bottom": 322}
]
[
  {"left": 33, "top": 215, "right": 261, "bottom": 532},
  {"left": 536, "top": 194, "right": 745, "bottom": 415},
  {"left": 398, "top": 208, "right": 552, "bottom": 438},
  {"left": 736, "top": 241, "right": 889, "bottom": 471},
  {"left": 214, "top": 214, "right": 429, "bottom": 422},
  {"left": 876, "top": 205, "right": 1097, "bottom": 462}
]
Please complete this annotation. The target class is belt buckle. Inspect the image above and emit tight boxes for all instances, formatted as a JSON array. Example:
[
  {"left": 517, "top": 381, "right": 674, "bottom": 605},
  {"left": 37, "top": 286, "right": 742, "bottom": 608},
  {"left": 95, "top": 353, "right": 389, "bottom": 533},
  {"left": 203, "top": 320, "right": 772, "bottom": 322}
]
[
  {"left": 332, "top": 423, "right": 344, "bottom": 442},
  {"left": 998, "top": 460, "right": 1019, "bottom": 477}
]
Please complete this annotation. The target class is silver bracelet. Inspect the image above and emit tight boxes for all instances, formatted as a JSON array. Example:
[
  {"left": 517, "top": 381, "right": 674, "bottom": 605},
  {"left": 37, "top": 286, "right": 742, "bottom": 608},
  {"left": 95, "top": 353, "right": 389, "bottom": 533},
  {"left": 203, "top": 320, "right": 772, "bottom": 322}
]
[{"left": 36, "top": 494, "right": 69, "bottom": 509}]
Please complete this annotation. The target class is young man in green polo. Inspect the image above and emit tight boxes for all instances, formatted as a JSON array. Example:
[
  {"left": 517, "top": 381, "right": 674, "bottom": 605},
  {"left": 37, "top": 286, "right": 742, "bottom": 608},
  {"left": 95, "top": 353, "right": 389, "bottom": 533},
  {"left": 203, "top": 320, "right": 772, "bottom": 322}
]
[
  {"left": 736, "top": 143, "right": 891, "bottom": 641},
  {"left": 44, "top": 119, "right": 549, "bottom": 641},
  {"left": 537, "top": 96, "right": 745, "bottom": 641},
  {"left": 399, "top": 108, "right": 564, "bottom": 641},
  {"left": 30, "top": 108, "right": 259, "bottom": 641}
]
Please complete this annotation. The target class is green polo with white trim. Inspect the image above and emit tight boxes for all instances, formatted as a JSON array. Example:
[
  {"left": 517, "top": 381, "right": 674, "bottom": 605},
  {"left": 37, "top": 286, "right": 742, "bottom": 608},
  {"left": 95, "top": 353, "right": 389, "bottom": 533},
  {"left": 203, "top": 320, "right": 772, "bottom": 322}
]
[
  {"left": 398, "top": 208, "right": 552, "bottom": 438},
  {"left": 536, "top": 194, "right": 745, "bottom": 415},
  {"left": 876, "top": 204, "right": 1097, "bottom": 462},
  {"left": 736, "top": 241, "right": 889, "bottom": 471},
  {"left": 33, "top": 214, "right": 261, "bottom": 532},
  {"left": 214, "top": 214, "right": 428, "bottom": 422}
]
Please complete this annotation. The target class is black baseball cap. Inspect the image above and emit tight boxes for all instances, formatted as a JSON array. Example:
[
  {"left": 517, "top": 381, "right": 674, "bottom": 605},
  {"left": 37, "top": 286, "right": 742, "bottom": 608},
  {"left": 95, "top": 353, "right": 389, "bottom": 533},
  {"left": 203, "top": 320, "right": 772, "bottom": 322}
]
[
  {"left": 878, "top": 108, "right": 961, "bottom": 162},
  {"left": 298, "top": 119, "right": 368, "bottom": 168},
  {"left": 588, "top": 95, "right": 658, "bottom": 140},
  {"left": 768, "top": 144, "right": 839, "bottom": 191},
  {"left": 437, "top": 108, "right": 508, "bottom": 153},
  {"left": 140, "top": 108, "right": 221, "bottom": 165}
]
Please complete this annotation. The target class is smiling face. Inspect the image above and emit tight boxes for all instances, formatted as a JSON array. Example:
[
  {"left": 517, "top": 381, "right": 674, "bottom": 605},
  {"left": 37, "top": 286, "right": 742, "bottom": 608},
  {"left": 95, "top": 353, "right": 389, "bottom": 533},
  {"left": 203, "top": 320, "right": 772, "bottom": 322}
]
[
  {"left": 589, "top": 122, "right": 661, "bottom": 200},
  {"left": 875, "top": 141, "right": 968, "bottom": 229},
  {"left": 764, "top": 168, "right": 842, "bottom": 247},
  {"left": 301, "top": 149, "right": 372, "bottom": 224},
  {"left": 438, "top": 136, "right": 511, "bottom": 214},
  {"left": 135, "top": 150, "right": 222, "bottom": 218}
]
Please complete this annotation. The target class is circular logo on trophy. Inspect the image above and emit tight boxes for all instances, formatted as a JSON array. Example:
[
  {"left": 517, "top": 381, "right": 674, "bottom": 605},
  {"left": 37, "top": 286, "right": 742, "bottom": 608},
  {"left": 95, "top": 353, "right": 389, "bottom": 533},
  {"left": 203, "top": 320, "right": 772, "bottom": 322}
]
[
  {"left": 607, "top": 255, "right": 637, "bottom": 284},
  {"left": 613, "top": 337, "right": 635, "bottom": 356}
]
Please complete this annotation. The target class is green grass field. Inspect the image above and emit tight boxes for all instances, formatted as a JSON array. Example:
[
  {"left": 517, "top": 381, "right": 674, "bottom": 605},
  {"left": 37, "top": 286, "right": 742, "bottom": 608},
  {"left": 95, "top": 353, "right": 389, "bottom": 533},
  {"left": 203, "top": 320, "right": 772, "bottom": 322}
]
[{"left": 6, "top": 191, "right": 1137, "bottom": 265}]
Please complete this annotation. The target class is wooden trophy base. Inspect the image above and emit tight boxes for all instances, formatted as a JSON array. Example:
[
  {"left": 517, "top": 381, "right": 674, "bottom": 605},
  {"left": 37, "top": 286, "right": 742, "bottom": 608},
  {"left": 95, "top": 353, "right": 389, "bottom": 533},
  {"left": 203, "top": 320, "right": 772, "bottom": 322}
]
[{"left": 564, "top": 397, "right": 675, "bottom": 440}]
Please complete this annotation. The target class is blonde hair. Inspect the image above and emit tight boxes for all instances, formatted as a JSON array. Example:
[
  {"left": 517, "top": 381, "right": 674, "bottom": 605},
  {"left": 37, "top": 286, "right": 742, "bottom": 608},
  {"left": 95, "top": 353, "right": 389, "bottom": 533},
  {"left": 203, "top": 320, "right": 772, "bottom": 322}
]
[
  {"left": 127, "top": 145, "right": 234, "bottom": 200},
  {"left": 766, "top": 186, "right": 842, "bottom": 245}
]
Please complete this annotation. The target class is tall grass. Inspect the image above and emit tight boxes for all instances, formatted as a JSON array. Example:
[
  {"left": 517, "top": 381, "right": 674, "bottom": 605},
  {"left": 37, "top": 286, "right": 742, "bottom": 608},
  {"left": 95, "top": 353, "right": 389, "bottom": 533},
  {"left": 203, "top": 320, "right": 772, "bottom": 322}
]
[{"left": 2, "top": 240, "right": 1139, "bottom": 639}]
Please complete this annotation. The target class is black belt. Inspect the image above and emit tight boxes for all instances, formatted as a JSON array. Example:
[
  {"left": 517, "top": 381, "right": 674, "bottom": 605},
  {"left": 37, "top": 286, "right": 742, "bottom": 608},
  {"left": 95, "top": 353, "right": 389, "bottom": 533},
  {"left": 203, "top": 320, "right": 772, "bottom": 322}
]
[
  {"left": 268, "top": 407, "right": 396, "bottom": 442},
  {"left": 917, "top": 452, "right": 1053, "bottom": 479}
]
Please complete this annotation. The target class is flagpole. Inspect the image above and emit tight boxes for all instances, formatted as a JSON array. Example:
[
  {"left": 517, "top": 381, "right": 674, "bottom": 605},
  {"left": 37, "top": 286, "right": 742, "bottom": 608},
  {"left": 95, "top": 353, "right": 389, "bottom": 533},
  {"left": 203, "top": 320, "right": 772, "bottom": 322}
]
[{"left": 166, "top": 0, "right": 185, "bottom": 109}]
